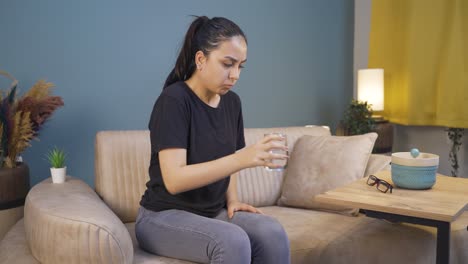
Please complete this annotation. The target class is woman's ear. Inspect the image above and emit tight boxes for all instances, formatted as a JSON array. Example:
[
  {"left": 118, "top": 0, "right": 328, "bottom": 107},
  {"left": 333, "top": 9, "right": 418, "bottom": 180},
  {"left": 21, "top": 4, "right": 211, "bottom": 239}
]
[{"left": 194, "top": 50, "right": 206, "bottom": 71}]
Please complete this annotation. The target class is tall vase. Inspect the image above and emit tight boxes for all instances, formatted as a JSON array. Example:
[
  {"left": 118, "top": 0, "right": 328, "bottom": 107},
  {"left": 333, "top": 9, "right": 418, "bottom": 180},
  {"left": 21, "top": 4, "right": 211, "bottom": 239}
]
[{"left": 0, "top": 162, "right": 30, "bottom": 210}]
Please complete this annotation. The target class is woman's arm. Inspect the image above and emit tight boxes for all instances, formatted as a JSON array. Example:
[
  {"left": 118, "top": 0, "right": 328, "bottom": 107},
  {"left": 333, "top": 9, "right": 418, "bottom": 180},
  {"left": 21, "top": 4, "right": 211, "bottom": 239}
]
[
  {"left": 160, "top": 148, "right": 244, "bottom": 194},
  {"left": 159, "top": 134, "right": 287, "bottom": 195},
  {"left": 226, "top": 172, "right": 239, "bottom": 204},
  {"left": 225, "top": 172, "right": 263, "bottom": 218}
]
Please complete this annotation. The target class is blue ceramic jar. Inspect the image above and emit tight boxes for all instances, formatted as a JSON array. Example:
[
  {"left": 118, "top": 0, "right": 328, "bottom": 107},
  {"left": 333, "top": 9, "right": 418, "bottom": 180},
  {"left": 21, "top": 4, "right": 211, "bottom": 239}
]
[{"left": 391, "top": 150, "right": 439, "bottom": 189}]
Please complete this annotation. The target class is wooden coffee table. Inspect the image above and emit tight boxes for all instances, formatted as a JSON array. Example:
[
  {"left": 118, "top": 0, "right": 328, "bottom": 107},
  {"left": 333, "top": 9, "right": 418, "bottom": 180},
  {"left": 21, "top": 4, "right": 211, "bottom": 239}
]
[{"left": 315, "top": 170, "right": 468, "bottom": 264}]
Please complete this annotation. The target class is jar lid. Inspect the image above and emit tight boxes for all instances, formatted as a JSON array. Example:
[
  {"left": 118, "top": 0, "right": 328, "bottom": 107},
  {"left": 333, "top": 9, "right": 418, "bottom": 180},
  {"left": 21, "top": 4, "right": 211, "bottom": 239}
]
[{"left": 391, "top": 152, "right": 439, "bottom": 167}]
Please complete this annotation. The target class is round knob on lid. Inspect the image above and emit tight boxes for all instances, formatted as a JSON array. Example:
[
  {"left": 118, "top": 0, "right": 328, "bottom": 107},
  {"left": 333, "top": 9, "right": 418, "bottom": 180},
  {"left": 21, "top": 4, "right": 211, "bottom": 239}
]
[{"left": 410, "top": 148, "right": 420, "bottom": 158}]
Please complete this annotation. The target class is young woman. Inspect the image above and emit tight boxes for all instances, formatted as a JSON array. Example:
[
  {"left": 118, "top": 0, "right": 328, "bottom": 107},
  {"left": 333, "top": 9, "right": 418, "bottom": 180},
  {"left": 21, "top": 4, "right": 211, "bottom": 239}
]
[{"left": 136, "top": 16, "right": 290, "bottom": 264}]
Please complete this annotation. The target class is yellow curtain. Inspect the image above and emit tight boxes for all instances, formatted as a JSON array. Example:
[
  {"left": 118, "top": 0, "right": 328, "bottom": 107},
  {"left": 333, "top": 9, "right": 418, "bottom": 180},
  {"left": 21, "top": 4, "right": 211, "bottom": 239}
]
[{"left": 369, "top": 0, "right": 468, "bottom": 127}]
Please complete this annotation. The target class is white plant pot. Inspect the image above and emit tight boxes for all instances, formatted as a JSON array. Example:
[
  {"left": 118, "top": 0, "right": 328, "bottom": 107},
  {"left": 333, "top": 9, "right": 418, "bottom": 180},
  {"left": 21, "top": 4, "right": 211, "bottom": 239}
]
[{"left": 50, "top": 167, "right": 67, "bottom": 184}]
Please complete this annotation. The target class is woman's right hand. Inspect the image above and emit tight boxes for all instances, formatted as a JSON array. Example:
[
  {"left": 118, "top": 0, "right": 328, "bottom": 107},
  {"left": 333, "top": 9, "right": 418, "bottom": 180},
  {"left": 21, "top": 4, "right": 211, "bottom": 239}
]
[{"left": 236, "top": 134, "right": 289, "bottom": 169}]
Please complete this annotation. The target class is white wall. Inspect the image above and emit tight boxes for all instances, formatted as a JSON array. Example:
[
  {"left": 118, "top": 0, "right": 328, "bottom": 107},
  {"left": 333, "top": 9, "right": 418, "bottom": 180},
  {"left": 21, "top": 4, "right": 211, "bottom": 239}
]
[
  {"left": 353, "top": 0, "right": 371, "bottom": 98},
  {"left": 354, "top": 0, "right": 467, "bottom": 178}
]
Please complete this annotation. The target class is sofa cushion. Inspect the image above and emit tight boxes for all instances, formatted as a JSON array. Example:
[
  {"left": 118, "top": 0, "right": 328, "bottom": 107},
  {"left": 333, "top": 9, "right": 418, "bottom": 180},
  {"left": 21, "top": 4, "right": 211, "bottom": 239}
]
[
  {"left": 24, "top": 177, "right": 133, "bottom": 264},
  {"left": 3, "top": 209, "right": 467, "bottom": 264},
  {"left": 0, "top": 219, "right": 39, "bottom": 264},
  {"left": 259, "top": 206, "right": 468, "bottom": 264},
  {"left": 236, "top": 126, "right": 331, "bottom": 207},
  {"left": 278, "top": 133, "right": 377, "bottom": 215}
]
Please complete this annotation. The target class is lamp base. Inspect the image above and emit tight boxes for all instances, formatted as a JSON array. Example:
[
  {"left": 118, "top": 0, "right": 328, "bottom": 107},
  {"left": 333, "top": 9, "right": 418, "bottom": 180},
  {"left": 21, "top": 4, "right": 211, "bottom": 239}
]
[{"left": 372, "top": 118, "right": 393, "bottom": 154}]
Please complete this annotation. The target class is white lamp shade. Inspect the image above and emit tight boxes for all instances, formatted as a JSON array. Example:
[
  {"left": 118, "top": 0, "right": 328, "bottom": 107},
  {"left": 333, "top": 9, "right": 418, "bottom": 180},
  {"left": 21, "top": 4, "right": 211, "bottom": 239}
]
[{"left": 357, "top": 69, "right": 384, "bottom": 111}]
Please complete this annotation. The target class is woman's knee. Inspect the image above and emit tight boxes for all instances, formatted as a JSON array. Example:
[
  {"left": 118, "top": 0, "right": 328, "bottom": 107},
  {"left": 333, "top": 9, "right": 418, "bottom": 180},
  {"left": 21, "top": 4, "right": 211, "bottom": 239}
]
[
  {"left": 250, "top": 217, "right": 290, "bottom": 263},
  {"left": 210, "top": 225, "right": 251, "bottom": 263},
  {"left": 135, "top": 214, "right": 154, "bottom": 252},
  {"left": 254, "top": 217, "right": 290, "bottom": 250},
  {"left": 270, "top": 219, "right": 289, "bottom": 242}
]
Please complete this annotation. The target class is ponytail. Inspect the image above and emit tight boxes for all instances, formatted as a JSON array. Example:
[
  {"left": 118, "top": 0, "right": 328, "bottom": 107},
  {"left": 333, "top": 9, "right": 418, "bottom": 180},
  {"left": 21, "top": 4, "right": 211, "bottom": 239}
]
[
  {"left": 164, "top": 16, "right": 209, "bottom": 89},
  {"left": 163, "top": 16, "right": 247, "bottom": 89}
]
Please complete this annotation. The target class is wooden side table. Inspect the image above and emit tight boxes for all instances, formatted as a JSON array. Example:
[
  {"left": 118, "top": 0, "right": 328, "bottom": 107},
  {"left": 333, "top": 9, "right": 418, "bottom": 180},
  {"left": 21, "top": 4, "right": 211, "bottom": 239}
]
[{"left": 315, "top": 171, "right": 468, "bottom": 264}]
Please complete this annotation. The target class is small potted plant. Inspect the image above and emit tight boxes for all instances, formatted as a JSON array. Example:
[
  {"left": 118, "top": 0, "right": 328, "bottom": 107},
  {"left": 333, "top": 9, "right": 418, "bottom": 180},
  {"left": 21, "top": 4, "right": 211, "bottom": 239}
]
[
  {"left": 336, "top": 100, "right": 375, "bottom": 136},
  {"left": 46, "top": 147, "right": 67, "bottom": 183}
]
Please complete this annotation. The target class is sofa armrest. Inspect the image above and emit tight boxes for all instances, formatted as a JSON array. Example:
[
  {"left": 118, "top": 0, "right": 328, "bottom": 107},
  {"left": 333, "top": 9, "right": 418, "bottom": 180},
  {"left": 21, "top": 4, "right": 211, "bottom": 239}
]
[
  {"left": 24, "top": 176, "right": 133, "bottom": 264},
  {"left": 364, "top": 154, "right": 391, "bottom": 177}
]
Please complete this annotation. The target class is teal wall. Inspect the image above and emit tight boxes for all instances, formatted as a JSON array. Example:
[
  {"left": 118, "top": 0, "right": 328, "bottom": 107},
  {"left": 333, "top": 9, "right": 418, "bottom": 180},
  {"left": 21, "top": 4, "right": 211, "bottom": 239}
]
[{"left": 0, "top": 0, "right": 354, "bottom": 186}]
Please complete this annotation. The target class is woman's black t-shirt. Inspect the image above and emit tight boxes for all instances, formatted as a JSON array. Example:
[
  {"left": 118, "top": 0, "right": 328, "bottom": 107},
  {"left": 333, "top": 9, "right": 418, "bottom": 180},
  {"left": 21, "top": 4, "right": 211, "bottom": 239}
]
[{"left": 140, "top": 81, "right": 245, "bottom": 218}]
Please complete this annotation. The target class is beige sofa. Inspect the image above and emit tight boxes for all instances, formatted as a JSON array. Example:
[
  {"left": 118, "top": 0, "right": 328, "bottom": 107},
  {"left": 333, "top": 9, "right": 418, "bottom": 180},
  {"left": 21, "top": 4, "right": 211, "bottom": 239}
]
[{"left": 0, "top": 126, "right": 467, "bottom": 264}]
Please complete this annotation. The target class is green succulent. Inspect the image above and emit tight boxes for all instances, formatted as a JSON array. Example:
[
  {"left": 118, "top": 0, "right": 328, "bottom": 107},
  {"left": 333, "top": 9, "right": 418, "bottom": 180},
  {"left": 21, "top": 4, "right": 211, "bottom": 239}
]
[{"left": 45, "top": 147, "right": 66, "bottom": 168}]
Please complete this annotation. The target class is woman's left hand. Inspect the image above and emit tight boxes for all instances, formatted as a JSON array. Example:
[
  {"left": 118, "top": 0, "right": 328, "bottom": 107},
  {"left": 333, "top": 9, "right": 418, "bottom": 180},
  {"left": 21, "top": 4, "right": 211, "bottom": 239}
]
[{"left": 227, "top": 200, "right": 264, "bottom": 219}]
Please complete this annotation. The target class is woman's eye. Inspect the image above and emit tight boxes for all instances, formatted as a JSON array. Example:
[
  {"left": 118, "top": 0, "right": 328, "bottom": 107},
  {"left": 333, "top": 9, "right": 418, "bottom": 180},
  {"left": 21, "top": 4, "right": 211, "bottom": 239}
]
[{"left": 223, "top": 62, "right": 245, "bottom": 69}]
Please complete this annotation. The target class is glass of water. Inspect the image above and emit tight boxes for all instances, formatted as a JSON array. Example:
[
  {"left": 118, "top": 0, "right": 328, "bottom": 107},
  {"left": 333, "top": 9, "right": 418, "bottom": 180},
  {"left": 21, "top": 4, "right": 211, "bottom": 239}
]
[{"left": 264, "top": 132, "right": 288, "bottom": 171}]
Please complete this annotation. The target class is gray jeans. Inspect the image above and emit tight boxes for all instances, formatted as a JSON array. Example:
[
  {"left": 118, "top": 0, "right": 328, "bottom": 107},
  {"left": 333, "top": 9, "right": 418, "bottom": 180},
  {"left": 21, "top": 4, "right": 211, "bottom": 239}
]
[{"left": 135, "top": 206, "right": 290, "bottom": 264}]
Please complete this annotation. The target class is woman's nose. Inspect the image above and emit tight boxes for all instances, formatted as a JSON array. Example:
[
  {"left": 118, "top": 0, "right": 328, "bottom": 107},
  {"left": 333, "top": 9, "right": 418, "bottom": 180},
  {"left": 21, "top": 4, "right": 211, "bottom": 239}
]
[{"left": 229, "top": 67, "right": 240, "bottom": 81}]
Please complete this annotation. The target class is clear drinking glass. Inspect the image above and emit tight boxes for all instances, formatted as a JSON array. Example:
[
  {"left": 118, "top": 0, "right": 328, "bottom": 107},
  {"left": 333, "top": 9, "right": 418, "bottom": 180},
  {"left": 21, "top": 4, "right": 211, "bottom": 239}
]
[{"left": 264, "top": 132, "right": 288, "bottom": 171}]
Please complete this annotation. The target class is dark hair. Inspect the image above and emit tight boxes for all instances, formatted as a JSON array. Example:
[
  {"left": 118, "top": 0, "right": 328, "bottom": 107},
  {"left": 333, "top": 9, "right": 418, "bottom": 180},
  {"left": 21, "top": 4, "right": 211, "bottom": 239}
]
[{"left": 164, "top": 16, "right": 247, "bottom": 89}]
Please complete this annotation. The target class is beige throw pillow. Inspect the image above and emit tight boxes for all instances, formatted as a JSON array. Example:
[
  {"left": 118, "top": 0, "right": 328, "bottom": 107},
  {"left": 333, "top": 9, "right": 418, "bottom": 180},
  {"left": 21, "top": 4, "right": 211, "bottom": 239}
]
[
  {"left": 364, "top": 154, "right": 391, "bottom": 177},
  {"left": 277, "top": 133, "right": 378, "bottom": 216}
]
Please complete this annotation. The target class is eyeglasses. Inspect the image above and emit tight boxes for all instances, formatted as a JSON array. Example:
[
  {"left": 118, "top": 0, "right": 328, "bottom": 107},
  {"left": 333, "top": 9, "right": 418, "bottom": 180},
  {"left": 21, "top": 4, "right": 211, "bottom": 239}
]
[{"left": 367, "top": 175, "right": 393, "bottom": 193}]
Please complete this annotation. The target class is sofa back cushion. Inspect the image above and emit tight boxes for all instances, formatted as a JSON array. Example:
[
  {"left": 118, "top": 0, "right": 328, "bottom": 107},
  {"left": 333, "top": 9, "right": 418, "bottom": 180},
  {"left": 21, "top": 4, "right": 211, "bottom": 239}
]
[
  {"left": 95, "top": 130, "right": 151, "bottom": 223},
  {"left": 237, "top": 126, "right": 331, "bottom": 207},
  {"left": 95, "top": 126, "right": 331, "bottom": 222}
]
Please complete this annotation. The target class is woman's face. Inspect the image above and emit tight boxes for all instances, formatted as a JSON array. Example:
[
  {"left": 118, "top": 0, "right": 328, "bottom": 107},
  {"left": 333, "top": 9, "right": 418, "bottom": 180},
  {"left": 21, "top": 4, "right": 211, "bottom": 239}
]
[{"left": 197, "top": 36, "right": 247, "bottom": 95}]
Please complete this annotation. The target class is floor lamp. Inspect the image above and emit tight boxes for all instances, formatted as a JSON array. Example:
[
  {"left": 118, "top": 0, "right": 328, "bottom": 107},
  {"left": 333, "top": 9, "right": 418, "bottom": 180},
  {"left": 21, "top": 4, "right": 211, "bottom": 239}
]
[{"left": 357, "top": 69, "right": 394, "bottom": 153}]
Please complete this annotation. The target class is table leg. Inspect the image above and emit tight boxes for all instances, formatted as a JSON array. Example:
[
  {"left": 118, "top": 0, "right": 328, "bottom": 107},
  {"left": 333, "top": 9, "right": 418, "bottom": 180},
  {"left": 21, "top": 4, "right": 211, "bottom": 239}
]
[
  {"left": 436, "top": 221, "right": 450, "bottom": 264},
  {"left": 361, "top": 210, "right": 451, "bottom": 264}
]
